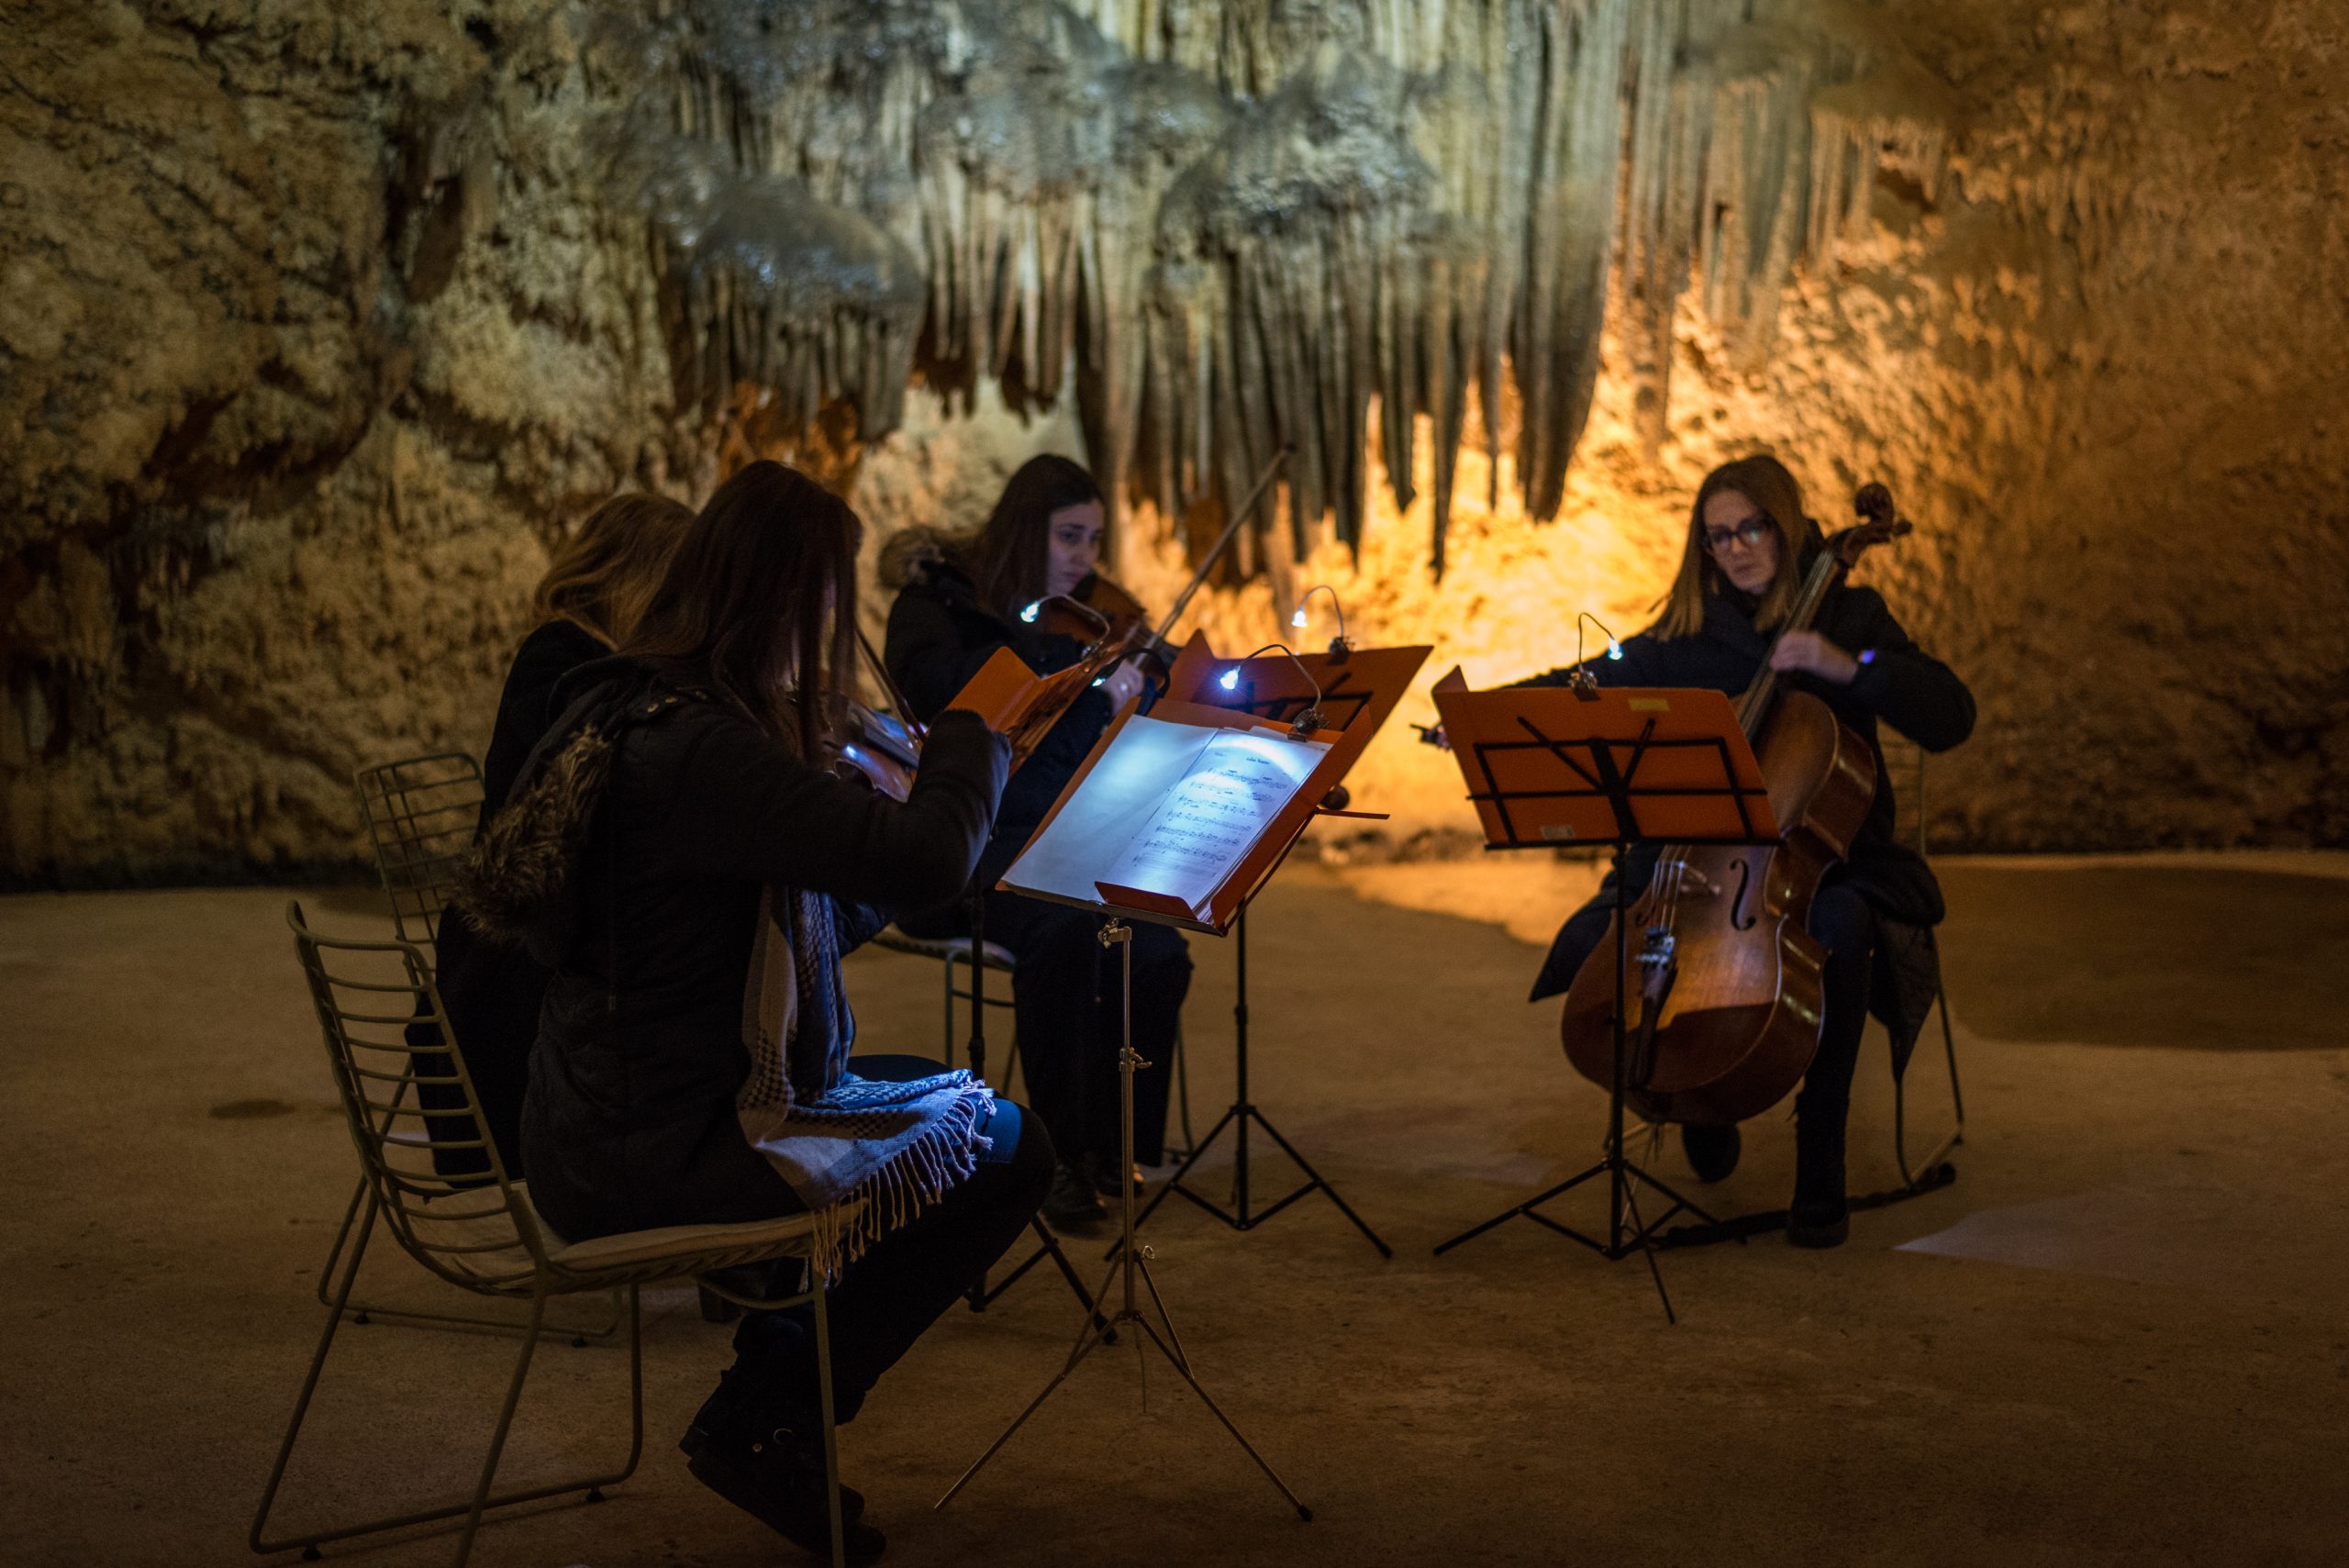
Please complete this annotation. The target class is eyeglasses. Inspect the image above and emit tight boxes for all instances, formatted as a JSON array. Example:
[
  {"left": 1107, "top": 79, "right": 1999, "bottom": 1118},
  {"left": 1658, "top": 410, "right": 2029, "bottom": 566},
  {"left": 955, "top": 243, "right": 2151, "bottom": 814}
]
[{"left": 1702, "top": 516, "right": 1774, "bottom": 554}]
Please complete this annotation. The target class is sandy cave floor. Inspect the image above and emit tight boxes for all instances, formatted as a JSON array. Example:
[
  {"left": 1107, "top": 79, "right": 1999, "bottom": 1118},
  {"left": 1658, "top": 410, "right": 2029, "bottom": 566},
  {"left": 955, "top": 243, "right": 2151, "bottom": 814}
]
[{"left": 3, "top": 855, "right": 2346, "bottom": 1568}]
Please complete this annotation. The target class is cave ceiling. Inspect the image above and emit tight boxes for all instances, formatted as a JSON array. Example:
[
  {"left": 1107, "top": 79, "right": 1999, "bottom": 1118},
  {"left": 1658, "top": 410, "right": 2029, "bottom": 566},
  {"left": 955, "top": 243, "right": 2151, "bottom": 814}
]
[{"left": 611, "top": 0, "right": 1953, "bottom": 572}]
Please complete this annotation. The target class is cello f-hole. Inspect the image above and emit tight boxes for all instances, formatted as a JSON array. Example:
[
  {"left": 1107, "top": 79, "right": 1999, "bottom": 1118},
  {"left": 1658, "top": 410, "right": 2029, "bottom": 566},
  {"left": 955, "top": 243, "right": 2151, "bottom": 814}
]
[{"left": 1729, "top": 857, "right": 1758, "bottom": 930}]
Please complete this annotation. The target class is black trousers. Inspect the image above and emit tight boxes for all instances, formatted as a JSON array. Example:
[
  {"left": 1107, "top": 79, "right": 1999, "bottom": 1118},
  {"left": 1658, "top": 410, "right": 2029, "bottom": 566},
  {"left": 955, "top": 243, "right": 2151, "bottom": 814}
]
[
  {"left": 1792, "top": 882, "right": 1873, "bottom": 1204},
  {"left": 724, "top": 1055, "right": 1053, "bottom": 1428},
  {"left": 976, "top": 888, "right": 1190, "bottom": 1168}
]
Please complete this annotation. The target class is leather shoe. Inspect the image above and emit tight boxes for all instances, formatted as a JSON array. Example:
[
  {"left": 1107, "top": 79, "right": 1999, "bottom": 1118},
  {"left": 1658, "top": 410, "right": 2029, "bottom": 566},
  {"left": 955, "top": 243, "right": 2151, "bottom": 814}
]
[
  {"left": 680, "top": 1379, "right": 864, "bottom": 1522},
  {"left": 1041, "top": 1161, "right": 1109, "bottom": 1233},
  {"left": 1680, "top": 1122, "right": 1742, "bottom": 1184},
  {"left": 1785, "top": 1199, "right": 1850, "bottom": 1249},
  {"left": 1083, "top": 1150, "right": 1147, "bottom": 1200}
]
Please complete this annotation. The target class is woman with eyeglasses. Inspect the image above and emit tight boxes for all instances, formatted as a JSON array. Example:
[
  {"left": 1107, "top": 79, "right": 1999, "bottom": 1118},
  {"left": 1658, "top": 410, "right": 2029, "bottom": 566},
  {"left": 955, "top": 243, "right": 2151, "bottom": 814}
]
[{"left": 1507, "top": 453, "right": 1974, "bottom": 1247}]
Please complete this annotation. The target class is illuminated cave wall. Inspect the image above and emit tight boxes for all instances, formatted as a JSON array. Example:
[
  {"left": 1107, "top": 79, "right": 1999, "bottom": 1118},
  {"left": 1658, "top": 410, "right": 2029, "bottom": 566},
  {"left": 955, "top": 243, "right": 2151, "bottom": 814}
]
[{"left": 4, "top": 0, "right": 2345, "bottom": 884}]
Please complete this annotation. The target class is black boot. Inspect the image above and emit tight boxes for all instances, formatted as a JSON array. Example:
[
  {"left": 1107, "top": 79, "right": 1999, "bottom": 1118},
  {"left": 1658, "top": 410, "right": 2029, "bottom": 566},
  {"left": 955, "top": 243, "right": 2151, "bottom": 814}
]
[
  {"left": 685, "top": 1393, "right": 885, "bottom": 1563},
  {"left": 681, "top": 1373, "right": 867, "bottom": 1529},
  {"left": 1082, "top": 1149, "right": 1146, "bottom": 1200},
  {"left": 1787, "top": 1102, "right": 1849, "bottom": 1249},
  {"left": 1041, "top": 1159, "right": 1109, "bottom": 1232},
  {"left": 1679, "top": 1122, "right": 1742, "bottom": 1184}
]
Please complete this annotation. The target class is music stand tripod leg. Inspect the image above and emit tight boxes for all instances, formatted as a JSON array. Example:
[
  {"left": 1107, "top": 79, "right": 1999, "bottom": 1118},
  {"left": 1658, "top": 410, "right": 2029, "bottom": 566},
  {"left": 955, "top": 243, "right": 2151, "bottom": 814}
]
[
  {"left": 1143, "top": 913, "right": 1392, "bottom": 1258},
  {"left": 1429, "top": 849, "right": 1693, "bottom": 1320},
  {"left": 938, "top": 918, "right": 1310, "bottom": 1521}
]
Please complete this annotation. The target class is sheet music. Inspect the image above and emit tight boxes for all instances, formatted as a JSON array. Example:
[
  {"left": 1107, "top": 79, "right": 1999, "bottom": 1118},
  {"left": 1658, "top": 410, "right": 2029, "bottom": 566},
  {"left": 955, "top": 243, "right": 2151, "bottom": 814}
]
[
  {"left": 1104, "top": 731, "right": 1324, "bottom": 913},
  {"left": 1002, "top": 714, "right": 1327, "bottom": 920}
]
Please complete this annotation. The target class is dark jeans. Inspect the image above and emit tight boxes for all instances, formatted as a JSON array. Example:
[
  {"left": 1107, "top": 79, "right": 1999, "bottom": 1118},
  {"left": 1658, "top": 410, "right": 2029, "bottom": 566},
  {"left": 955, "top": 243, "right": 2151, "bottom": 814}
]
[
  {"left": 978, "top": 888, "right": 1189, "bottom": 1168},
  {"left": 1793, "top": 883, "right": 1874, "bottom": 1204},
  {"left": 724, "top": 1053, "right": 1052, "bottom": 1428}
]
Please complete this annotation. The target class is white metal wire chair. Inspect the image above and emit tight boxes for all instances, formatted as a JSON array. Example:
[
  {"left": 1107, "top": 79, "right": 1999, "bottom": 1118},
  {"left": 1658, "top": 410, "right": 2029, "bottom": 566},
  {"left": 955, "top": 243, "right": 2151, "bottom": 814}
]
[
  {"left": 331, "top": 753, "right": 621, "bottom": 1339},
  {"left": 353, "top": 752, "right": 484, "bottom": 956},
  {"left": 869, "top": 927, "right": 1024, "bottom": 1086},
  {"left": 254, "top": 902, "right": 850, "bottom": 1568}
]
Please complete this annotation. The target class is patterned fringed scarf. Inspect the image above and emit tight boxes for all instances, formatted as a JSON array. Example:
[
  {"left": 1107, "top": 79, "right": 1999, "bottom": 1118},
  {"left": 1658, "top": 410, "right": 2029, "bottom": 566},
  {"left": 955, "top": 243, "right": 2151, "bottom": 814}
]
[{"left": 739, "top": 885, "right": 995, "bottom": 1280}]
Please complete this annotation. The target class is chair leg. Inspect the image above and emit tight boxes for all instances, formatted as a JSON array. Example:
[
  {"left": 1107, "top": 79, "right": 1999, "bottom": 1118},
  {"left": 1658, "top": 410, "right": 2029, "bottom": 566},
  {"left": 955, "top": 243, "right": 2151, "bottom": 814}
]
[
  {"left": 941, "top": 951, "right": 959, "bottom": 1059},
  {"left": 1937, "top": 989, "right": 1966, "bottom": 1131},
  {"left": 811, "top": 1285, "right": 847, "bottom": 1568},
  {"left": 451, "top": 1284, "right": 550, "bottom": 1566},
  {"left": 1896, "top": 987, "right": 1965, "bottom": 1189},
  {"left": 314, "top": 1175, "right": 368, "bottom": 1315},
  {"left": 253, "top": 1234, "right": 647, "bottom": 1562},
  {"left": 252, "top": 1192, "right": 377, "bottom": 1558}
]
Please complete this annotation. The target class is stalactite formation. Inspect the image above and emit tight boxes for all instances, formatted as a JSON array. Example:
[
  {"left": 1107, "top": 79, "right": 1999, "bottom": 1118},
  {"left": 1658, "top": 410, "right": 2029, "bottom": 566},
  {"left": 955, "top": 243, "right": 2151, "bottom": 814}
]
[{"left": 602, "top": 0, "right": 1958, "bottom": 572}]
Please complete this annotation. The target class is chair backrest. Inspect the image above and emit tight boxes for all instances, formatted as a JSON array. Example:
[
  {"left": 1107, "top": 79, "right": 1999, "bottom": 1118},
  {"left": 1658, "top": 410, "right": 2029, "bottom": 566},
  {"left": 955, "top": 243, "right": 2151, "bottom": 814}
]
[
  {"left": 1878, "top": 734, "right": 1933, "bottom": 860},
  {"left": 353, "top": 752, "right": 484, "bottom": 952},
  {"left": 285, "top": 899, "right": 550, "bottom": 1296}
]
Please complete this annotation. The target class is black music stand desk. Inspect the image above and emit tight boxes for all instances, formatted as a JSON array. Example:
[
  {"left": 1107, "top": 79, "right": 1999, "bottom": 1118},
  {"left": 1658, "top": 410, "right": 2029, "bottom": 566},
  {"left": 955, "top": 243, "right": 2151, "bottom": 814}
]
[{"left": 1423, "top": 670, "right": 1781, "bottom": 1323}]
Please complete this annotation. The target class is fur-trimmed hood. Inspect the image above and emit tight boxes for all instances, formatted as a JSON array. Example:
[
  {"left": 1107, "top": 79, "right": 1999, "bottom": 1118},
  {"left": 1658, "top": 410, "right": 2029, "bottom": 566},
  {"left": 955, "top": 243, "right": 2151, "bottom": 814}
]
[
  {"left": 875, "top": 528, "right": 972, "bottom": 592},
  {"left": 454, "top": 722, "right": 615, "bottom": 952}
]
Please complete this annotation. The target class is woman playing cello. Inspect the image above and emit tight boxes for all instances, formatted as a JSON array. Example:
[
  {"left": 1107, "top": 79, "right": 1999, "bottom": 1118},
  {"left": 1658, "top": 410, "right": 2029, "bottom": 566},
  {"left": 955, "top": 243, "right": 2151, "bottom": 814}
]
[{"left": 1508, "top": 454, "right": 1974, "bottom": 1247}]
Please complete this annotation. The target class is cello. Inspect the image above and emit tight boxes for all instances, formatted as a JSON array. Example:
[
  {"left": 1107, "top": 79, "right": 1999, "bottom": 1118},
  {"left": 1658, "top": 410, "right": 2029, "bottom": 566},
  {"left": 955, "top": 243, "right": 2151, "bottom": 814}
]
[{"left": 1558, "top": 484, "right": 1911, "bottom": 1126}]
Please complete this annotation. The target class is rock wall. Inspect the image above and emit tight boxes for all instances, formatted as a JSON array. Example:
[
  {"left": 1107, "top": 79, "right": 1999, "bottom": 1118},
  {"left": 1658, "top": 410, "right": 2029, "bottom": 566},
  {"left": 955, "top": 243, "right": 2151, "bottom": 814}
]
[{"left": 3, "top": 0, "right": 2344, "bottom": 885}]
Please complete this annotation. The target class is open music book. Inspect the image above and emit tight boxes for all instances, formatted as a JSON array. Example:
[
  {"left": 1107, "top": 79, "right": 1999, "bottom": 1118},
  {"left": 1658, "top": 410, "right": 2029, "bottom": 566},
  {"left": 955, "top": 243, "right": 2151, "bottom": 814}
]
[{"left": 1003, "top": 714, "right": 1330, "bottom": 923}]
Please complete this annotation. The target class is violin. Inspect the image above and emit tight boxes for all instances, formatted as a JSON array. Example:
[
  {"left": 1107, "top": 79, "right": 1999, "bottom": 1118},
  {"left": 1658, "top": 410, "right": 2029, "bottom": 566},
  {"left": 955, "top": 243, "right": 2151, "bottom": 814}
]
[
  {"left": 816, "top": 628, "right": 927, "bottom": 801},
  {"left": 821, "top": 689, "right": 922, "bottom": 800},
  {"left": 1022, "top": 581, "right": 1174, "bottom": 699},
  {"left": 1557, "top": 484, "right": 1913, "bottom": 1126}
]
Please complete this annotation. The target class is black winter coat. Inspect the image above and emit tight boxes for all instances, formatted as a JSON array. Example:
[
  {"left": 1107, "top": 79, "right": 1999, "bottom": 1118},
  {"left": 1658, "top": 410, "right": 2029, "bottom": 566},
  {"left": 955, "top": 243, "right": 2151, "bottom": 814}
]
[
  {"left": 1521, "top": 582, "right": 1975, "bottom": 1012},
  {"left": 885, "top": 556, "right": 1118, "bottom": 893},
  {"left": 413, "top": 618, "right": 607, "bottom": 1177},
  {"left": 483, "top": 663, "right": 1008, "bottom": 1242}
]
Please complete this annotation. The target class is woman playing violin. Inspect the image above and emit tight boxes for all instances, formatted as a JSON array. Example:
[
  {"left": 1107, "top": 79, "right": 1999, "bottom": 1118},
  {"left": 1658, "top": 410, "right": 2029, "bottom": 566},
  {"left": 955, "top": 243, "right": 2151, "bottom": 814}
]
[
  {"left": 883, "top": 454, "right": 1192, "bottom": 1233},
  {"left": 411, "top": 492, "right": 692, "bottom": 1180},
  {"left": 1509, "top": 454, "right": 1974, "bottom": 1247},
  {"left": 462, "top": 461, "right": 1048, "bottom": 1560}
]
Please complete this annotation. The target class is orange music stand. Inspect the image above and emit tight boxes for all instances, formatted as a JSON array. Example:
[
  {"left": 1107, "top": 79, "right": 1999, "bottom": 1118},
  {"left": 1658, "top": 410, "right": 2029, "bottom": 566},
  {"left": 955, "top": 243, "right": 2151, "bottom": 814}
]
[
  {"left": 1122, "top": 633, "right": 1431, "bottom": 1255},
  {"left": 1424, "top": 667, "right": 1782, "bottom": 1322},
  {"left": 950, "top": 686, "right": 1377, "bottom": 1520},
  {"left": 943, "top": 645, "right": 1115, "bottom": 773}
]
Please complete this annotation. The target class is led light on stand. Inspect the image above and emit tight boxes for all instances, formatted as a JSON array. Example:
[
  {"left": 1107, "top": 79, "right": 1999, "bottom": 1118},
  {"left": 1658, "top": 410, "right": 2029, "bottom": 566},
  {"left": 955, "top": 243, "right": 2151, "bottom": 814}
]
[
  {"left": 1218, "top": 668, "right": 1241, "bottom": 692},
  {"left": 1608, "top": 639, "right": 1623, "bottom": 661},
  {"left": 1019, "top": 601, "right": 1041, "bottom": 624},
  {"left": 1290, "top": 608, "right": 1308, "bottom": 628}
]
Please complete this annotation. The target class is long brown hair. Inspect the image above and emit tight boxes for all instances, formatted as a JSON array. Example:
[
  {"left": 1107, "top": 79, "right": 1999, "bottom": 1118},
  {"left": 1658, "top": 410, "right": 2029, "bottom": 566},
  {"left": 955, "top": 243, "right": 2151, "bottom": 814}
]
[
  {"left": 1652, "top": 454, "right": 1825, "bottom": 639},
  {"left": 620, "top": 461, "right": 861, "bottom": 757},
  {"left": 531, "top": 493, "right": 695, "bottom": 646},
  {"left": 881, "top": 454, "right": 1102, "bottom": 619}
]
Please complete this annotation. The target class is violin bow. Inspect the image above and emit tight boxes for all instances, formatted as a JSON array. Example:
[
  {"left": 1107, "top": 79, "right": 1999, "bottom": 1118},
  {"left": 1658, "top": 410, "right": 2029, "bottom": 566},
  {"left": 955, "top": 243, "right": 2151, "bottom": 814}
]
[
  {"left": 856, "top": 623, "right": 927, "bottom": 745},
  {"left": 1148, "top": 446, "right": 1293, "bottom": 649}
]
